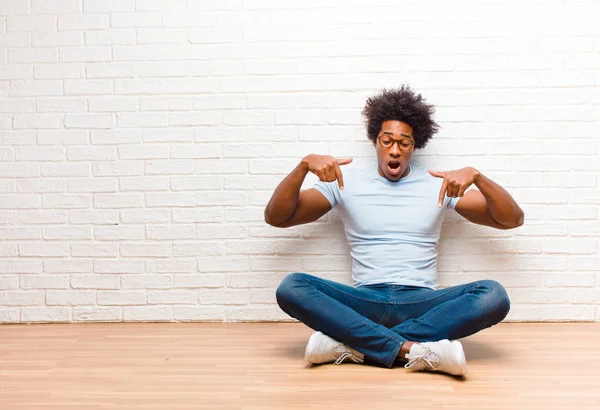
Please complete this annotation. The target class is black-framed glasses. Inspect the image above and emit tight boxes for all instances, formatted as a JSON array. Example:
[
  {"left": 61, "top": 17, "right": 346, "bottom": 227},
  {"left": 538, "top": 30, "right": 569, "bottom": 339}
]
[{"left": 377, "top": 135, "right": 414, "bottom": 152}]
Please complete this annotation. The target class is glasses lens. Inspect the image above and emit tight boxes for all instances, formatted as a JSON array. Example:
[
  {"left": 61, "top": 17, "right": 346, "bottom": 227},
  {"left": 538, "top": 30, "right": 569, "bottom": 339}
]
[
  {"left": 400, "top": 139, "right": 413, "bottom": 150},
  {"left": 379, "top": 136, "right": 393, "bottom": 148}
]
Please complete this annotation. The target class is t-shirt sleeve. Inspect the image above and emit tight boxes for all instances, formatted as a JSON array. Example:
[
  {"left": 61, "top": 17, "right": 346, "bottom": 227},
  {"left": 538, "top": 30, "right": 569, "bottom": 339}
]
[
  {"left": 313, "top": 180, "right": 342, "bottom": 208},
  {"left": 446, "top": 196, "right": 461, "bottom": 210}
]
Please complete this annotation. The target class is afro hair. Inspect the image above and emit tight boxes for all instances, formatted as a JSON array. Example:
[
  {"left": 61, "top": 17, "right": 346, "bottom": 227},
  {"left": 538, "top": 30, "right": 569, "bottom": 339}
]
[{"left": 362, "top": 85, "right": 439, "bottom": 149}]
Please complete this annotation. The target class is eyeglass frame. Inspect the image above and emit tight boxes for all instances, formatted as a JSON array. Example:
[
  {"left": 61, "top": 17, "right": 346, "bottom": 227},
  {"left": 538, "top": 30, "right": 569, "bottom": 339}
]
[{"left": 376, "top": 135, "right": 415, "bottom": 152}]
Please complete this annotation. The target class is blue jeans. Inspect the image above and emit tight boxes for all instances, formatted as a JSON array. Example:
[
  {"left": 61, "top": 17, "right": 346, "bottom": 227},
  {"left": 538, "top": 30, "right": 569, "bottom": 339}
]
[{"left": 276, "top": 273, "right": 510, "bottom": 368}]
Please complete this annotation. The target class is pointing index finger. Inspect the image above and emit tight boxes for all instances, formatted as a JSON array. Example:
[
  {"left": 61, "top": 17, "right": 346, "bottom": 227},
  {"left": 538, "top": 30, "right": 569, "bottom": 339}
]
[{"left": 438, "top": 179, "right": 447, "bottom": 207}]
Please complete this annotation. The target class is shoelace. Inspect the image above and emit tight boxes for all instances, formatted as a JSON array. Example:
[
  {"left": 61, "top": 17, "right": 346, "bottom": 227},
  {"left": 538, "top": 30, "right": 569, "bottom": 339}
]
[
  {"left": 404, "top": 345, "right": 440, "bottom": 371},
  {"left": 332, "top": 345, "right": 364, "bottom": 365}
]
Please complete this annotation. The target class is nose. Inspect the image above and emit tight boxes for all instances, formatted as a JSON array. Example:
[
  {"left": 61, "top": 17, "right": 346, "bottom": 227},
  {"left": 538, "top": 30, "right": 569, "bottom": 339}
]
[{"left": 389, "top": 142, "right": 401, "bottom": 157}]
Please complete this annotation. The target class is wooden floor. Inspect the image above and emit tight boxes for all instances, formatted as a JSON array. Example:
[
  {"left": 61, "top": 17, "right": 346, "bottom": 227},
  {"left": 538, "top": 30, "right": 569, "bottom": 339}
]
[{"left": 1, "top": 323, "right": 599, "bottom": 410}]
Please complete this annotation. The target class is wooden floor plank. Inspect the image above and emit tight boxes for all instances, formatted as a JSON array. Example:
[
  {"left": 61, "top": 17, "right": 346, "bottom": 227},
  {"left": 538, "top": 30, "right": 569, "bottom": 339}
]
[{"left": 1, "top": 323, "right": 599, "bottom": 409}]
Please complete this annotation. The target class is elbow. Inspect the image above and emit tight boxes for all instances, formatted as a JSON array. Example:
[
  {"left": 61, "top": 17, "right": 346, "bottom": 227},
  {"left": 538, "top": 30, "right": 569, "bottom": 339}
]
[
  {"left": 264, "top": 208, "right": 282, "bottom": 228},
  {"left": 514, "top": 212, "right": 525, "bottom": 228},
  {"left": 503, "top": 210, "right": 525, "bottom": 229}
]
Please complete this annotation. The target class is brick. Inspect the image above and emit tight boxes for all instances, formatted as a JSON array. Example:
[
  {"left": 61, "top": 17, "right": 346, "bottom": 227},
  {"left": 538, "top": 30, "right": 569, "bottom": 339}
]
[
  {"left": 60, "top": 47, "right": 111, "bottom": 63},
  {"left": 32, "top": 0, "right": 82, "bottom": 14},
  {"left": 32, "top": 32, "right": 83, "bottom": 47},
  {"left": 121, "top": 243, "right": 170, "bottom": 257},
  {"left": 146, "top": 259, "right": 195, "bottom": 274},
  {"left": 146, "top": 192, "right": 195, "bottom": 207},
  {"left": 98, "top": 291, "right": 146, "bottom": 306},
  {"left": 67, "top": 146, "right": 117, "bottom": 161},
  {"left": 86, "top": 62, "right": 135, "bottom": 78},
  {"left": 136, "top": 0, "right": 186, "bottom": 11},
  {"left": 173, "top": 306, "right": 224, "bottom": 322},
  {"left": 92, "top": 161, "right": 143, "bottom": 177},
  {"left": 73, "top": 307, "right": 121, "bottom": 322},
  {"left": 65, "top": 79, "right": 113, "bottom": 95},
  {"left": 173, "top": 242, "right": 223, "bottom": 258},
  {"left": 83, "top": 0, "right": 134, "bottom": 13},
  {"left": 0, "top": 260, "right": 41, "bottom": 274},
  {"left": 0, "top": 291, "right": 44, "bottom": 306},
  {"left": 36, "top": 98, "right": 87, "bottom": 113},
  {"left": 71, "top": 242, "right": 119, "bottom": 258},
  {"left": 85, "top": 29, "right": 136, "bottom": 46},
  {"left": 148, "top": 290, "right": 196, "bottom": 304},
  {"left": 0, "top": 275, "right": 19, "bottom": 290},
  {"left": 172, "top": 208, "right": 222, "bottom": 223},
  {"left": 58, "top": 14, "right": 109, "bottom": 31},
  {"left": 10, "top": 80, "right": 62, "bottom": 97},
  {"left": 145, "top": 160, "right": 195, "bottom": 175},
  {"left": 137, "top": 63, "right": 188, "bottom": 78},
  {"left": 119, "top": 209, "right": 170, "bottom": 224},
  {"left": 123, "top": 306, "right": 173, "bottom": 321},
  {"left": 173, "top": 274, "right": 223, "bottom": 288},
  {"left": 94, "top": 259, "right": 144, "bottom": 273},
  {"left": 0, "top": 64, "right": 33, "bottom": 80},
  {"left": 122, "top": 274, "right": 172, "bottom": 289},
  {"left": 44, "top": 259, "right": 91, "bottom": 273},
  {"left": 91, "top": 130, "right": 141, "bottom": 145},
  {"left": 0, "top": 309, "right": 19, "bottom": 323},
  {"left": 94, "top": 193, "right": 144, "bottom": 208},
  {"left": 67, "top": 178, "right": 117, "bottom": 193},
  {"left": 198, "top": 289, "right": 249, "bottom": 305},
  {"left": 17, "top": 179, "right": 64, "bottom": 193},
  {"left": 198, "top": 256, "right": 249, "bottom": 273},
  {"left": 0, "top": 194, "right": 40, "bottom": 209},
  {"left": 118, "top": 145, "right": 169, "bottom": 161},
  {"left": 171, "top": 176, "right": 222, "bottom": 191},
  {"left": 94, "top": 225, "right": 144, "bottom": 241},
  {"left": 93, "top": 259, "right": 144, "bottom": 274},
  {"left": 137, "top": 28, "right": 187, "bottom": 44},
  {"left": 7, "top": 15, "right": 57, "bottom": 31},
  {"left": 147, "top": 226, "right": 195, "bottom": 240},
  {"left": 42, "top": 163, "right": 90, "bottom": 177},
  {"left": 70, "top": 210, "right": 118, "bottom": 225},
  {"left": 71, "top": 275, "right": 120, "bottom": 289},
  {"left": 89, "top": 96, "right": 138, "bottom": 112},
  {"left": 21, "top": 307, "right": 70, "bottom": 323},
  {"left": 46, "top": 290, "right": 95, "bottom": 306},
  {"left": 119, "top": 177, "right": 170, "bottom": 192},
  {"left": 65, "top": 114, "right": 115, "bottom": 129},
  {"left": 42, "top": 226, "right": 91, "bottom": 240}
]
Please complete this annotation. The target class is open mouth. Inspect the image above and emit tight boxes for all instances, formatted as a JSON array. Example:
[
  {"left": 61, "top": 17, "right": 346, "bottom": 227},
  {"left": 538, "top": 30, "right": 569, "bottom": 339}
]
[{"left": 387, "top": 160, "right": 402, "bottom": 176}]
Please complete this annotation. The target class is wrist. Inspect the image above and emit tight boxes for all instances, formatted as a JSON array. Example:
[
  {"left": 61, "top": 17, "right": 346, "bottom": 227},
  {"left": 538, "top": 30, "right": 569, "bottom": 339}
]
[{"left": 470, "top": 167, "right": 482, "bottom": 183}]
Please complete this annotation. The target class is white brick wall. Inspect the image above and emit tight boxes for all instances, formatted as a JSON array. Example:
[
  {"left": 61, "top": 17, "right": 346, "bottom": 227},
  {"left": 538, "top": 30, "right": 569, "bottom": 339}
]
[{"left": 0, "top": 0, "right": 599, "bottom": 323}]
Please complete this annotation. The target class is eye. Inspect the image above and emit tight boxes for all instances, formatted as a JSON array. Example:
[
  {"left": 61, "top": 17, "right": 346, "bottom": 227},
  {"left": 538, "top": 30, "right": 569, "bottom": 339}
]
[
  {"left": 400, "top": 140, "right": 413, "bottom": 149},
  {"left": 380, "top": 136, "right": 393, "bottom": 146}
]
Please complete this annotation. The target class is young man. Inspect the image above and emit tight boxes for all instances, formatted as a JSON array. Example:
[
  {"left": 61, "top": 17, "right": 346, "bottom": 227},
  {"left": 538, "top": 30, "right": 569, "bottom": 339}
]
[{"left": 264, "top": 85, "right": 524, "bottom": 377}]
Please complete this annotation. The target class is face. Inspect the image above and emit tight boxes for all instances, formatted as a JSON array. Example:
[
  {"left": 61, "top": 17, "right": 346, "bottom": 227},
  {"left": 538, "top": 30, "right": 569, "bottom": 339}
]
[{"left": 375, "top": 120, "right": 415, "bottom": 182}]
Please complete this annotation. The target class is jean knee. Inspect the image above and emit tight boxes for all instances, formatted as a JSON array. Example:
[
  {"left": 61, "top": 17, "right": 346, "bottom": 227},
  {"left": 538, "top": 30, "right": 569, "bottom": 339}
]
[
  {"left": 275, "top": 272, "right": 310, "bottom": 309},
  {"left": 477, "top": 280, "right": 511, "bottom": 322}
]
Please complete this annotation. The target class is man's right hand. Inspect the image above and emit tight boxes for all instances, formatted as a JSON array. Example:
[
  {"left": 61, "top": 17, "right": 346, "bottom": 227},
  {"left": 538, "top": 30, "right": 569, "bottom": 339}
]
[{"left": 302, "top": 154, "right": 353, "bottom": 190}]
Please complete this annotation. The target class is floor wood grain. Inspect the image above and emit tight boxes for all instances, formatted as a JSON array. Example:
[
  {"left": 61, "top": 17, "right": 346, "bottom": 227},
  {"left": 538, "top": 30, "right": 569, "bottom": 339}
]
[{"left": 1, "top": 323, "right": 599, "bottom": 409}]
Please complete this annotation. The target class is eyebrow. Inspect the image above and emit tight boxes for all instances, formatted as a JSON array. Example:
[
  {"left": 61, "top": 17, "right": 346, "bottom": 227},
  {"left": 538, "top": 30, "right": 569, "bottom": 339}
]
[{"left": 380, "top": 132, "right": 413, "bottom": 139}]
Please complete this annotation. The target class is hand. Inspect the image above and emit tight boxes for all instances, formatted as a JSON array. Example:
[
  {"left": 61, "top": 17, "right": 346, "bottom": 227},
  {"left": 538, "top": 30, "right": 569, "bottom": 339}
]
[
  {"left": 302, "top": 154, "right": 353, "bottom": 190},
  {"left": 429, "top": 167, "right": 480, "bottom": 207}
]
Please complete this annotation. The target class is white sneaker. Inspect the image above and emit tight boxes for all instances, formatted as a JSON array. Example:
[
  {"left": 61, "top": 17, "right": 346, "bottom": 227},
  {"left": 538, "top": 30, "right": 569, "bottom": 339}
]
[
  {"left": 404, "top": 339, "right": 467, "bottom": 376},
  {"left": 304, "top": 331, "right": 365, "bottom": 365}
]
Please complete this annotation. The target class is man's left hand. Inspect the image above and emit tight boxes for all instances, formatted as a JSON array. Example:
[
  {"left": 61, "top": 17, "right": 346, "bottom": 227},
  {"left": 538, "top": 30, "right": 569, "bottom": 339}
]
[{"left": 429, "top": 167, "right": 481, "bottom": 207}]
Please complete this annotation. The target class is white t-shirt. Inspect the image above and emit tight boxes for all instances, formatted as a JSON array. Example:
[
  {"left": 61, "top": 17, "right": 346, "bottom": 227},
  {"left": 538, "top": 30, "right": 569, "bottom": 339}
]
[{"left": 314, "top": 164, "right": 460, "bottom": 289}]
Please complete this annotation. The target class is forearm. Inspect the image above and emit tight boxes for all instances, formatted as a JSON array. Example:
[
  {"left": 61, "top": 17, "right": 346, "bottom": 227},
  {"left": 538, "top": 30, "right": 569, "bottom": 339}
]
[
  {"left": 264, "top": 161, "right": 309, "bottom": 226},
  {"left": 474, "top": 173, "right": 524, "bottom": 228}
]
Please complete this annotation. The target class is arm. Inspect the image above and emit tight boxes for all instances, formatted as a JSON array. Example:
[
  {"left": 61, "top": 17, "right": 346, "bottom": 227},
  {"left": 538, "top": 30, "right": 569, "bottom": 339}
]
[
  {"left": 430, "top": 167, "right": 524, "bottom": 230},
  {"left": 264, "top": 155, "right": 351, "bottom": 228}
]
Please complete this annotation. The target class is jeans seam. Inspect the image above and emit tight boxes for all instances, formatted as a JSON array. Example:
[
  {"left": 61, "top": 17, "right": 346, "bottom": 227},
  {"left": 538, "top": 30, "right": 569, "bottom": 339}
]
[
  {"left": 399, "top": 290, "right": 473, "bottom": 335},
  {"left": 387, "top": 287, "right": 461, "bottom": 305},
  {"left": 307, "top": 278, "right": 391, "bottom": 305}
]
